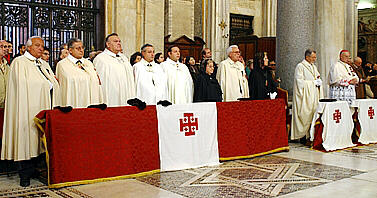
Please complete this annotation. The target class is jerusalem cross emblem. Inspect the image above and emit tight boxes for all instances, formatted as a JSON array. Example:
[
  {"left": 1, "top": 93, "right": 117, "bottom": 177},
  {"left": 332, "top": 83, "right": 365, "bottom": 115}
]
[
  {"left": 179, "top": 113, "right": 198, "bottom": 136},
  {"left": 333, "top": 109, "right": 341, "bottom": 123},
  {"left": 368, "top": 107, "right": 375, "bottom": 119}
]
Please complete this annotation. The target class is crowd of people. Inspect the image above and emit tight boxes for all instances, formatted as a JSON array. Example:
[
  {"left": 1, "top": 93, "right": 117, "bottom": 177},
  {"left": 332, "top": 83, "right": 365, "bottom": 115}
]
[{"left": 1, "top": 33, "right": 377, "bottom": 187}]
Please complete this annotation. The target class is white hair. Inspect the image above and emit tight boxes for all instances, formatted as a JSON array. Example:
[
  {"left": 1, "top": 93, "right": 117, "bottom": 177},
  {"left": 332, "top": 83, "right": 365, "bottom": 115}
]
[
  {"left": 226, "top": 45, "right": 238, "bottom": 56},
  {"left": 26, "top": 36, "right": 43, "bottom": 47}
]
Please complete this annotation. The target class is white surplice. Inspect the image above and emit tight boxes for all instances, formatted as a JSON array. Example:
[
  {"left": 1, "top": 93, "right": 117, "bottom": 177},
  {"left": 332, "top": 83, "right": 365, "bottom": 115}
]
[
  {"left": 216, "top": 58, "right": 249, "bottom": 102},
  {"left": 291, "top": 60, "right": 324, "bottom": 140},
  {"left": 329, "top": 60, "right": 359, "bottom": 105},
  {"left": 93, "top": 49, "right": 136, "bottom": 107},
  {"left": 56, "top": 55, "right": 103, "bottom": 108},
  {"left": 160, "top": 58, "right": 193, "bottom": 104},
  {"left": 134, "top": 59, "right": 168, "bottom": 105},
  {"left": 1, "top": 51, "right": 60, "bottom": 161}
]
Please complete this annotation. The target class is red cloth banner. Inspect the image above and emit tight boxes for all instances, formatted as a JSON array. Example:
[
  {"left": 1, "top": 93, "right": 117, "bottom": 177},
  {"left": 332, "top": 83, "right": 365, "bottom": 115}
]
[
  {"left": 216, "top": 99, "right": 288, "bottom": 160},
  {"left": 36, "top": 106, "right": 160, "bottom": 186}
]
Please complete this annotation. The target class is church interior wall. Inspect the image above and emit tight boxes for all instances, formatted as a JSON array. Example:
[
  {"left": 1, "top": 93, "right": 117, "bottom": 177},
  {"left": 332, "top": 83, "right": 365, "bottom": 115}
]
[{"left": 230, "top": 0, "right": 263, "bottom": 37}]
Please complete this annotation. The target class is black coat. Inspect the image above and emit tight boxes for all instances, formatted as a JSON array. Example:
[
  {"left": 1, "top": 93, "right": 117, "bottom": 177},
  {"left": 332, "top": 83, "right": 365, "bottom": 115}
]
[
  {"left": 248, "top": 66, "right": 277, "bottom": 100},
  {"left": 194, "top": 73, "right": 222, "bottom": 102}
]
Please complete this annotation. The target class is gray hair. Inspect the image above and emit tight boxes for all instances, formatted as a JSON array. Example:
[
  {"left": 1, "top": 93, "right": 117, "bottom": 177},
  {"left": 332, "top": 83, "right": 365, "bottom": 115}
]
[
  {"left": 26, "top": 36, "right": 43, "bottom": 47},
  {"left": 304, "top": 49, "right": 316, "bottom": 58},
  {"left": 226, "top": 45, "right": 238, "bottom": 56},
  {"left": 68, "top": 38, "right": 82, "bottom": 49}
]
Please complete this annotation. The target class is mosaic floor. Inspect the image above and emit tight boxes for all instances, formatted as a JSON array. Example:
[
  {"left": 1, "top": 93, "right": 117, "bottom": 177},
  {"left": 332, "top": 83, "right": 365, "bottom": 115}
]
[{"left": 1, "top": 143, "right": 377, "bottom": 198}]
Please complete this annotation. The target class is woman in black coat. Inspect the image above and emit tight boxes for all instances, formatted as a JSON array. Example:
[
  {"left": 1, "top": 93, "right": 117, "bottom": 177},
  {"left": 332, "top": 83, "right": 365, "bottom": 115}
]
[
  {"left": 194, "top": 59, "right": 222, "bottom": 102},
  {"left": 248, "top": 52, "right": 277, "bottom": 100}
]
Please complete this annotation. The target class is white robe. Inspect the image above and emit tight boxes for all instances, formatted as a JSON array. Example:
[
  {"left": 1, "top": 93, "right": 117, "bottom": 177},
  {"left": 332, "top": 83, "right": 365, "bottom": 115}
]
[
  {"left": 56, "top": 55, "right": 103, "bottom": 108},
  {"left": 328, "top": 60, "right": 359, "bottom": 105},
  {"left": 160, "top": 58, "right": 193, "bottom": 104},
  {"left": 216, "top": 58, "right": 249, "bottom": 102},
  {"left": 0, "top": 58, "right": 10, "bottom": 108},
  {"left": 134, "top": 59, "right": 168, "bottom": 105},
  {"left": 291, "top": 60, "right": 324, "bottom": 140},
  {"left": 93, "top": 49, "right": 136, "bottom": 107},
  {"left": 1, "top": 52, "right": 60, "bottom": 161}
]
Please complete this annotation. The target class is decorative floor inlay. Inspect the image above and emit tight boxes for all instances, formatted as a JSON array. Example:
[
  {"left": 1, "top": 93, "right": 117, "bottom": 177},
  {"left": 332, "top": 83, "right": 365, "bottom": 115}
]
[
  {"left": 0, "top": 176, "right": 93, "bottom": 198},
  {"left": 291, "top": 143, "right": 377, "bottom": 161},
  {"left": 137, "top": 156, "right": 363, "bottom": 197}
]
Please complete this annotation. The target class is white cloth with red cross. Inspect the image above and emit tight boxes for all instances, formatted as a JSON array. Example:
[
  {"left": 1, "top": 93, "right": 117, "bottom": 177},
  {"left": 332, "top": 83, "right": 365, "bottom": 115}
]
[
  {"left": 354, "top": 99, "right": 377, "bottom": 144},
  {"left": 157, "top": 103, "right": 219, "bottom": 171},
  {"left": 310, "top": 101, "right": 355, "bottom": 151}
]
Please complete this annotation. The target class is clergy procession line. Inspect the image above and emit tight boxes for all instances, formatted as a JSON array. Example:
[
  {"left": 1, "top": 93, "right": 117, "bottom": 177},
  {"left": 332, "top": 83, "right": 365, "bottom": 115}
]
[{"left": 0, "top": 33, "right": 374, "bottom": 188}]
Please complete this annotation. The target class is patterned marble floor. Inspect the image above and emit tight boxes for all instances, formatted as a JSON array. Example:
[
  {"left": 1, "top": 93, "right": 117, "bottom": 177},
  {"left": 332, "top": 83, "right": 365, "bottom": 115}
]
[{"left": 1, "top": 143, "right": 377, "bottom": 198}]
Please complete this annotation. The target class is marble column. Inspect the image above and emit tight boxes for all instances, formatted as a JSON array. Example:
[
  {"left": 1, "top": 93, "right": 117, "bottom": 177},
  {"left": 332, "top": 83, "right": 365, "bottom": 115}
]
[
  {"left": 105, "top": 0, "right": 164, "bottom": 56},
  {"left": 314, "top": 0, "right": 347, "bottom": 97},
  {"left": 205, "top": 0, "right": 230, "bottom": 63},
  {"left": 164, "top": 0, "right": 195, "bottom": 42},
  {"left": 345, "top": 0, "right": 358, "bottom": 57},
  {"left": 276, "top": 0, "right": 315, "bottom": 96},
  {"left": 262, "top": 0, "right": 277, "bottom": 37}
]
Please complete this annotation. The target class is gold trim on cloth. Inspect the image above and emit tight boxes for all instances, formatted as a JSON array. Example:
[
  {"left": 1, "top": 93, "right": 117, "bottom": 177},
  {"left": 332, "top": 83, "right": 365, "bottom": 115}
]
[{"left": 219, "top": 146, "right": 290, "bottom": 161}]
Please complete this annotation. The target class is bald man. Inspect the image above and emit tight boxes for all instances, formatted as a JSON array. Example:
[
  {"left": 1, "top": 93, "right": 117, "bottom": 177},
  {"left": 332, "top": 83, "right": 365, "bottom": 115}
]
[
  {"left": 351, "top": 57, "right": 374, "bottom": 99},
  {"left": 1, "top": 36, "right": 60, "bottom": 187}
]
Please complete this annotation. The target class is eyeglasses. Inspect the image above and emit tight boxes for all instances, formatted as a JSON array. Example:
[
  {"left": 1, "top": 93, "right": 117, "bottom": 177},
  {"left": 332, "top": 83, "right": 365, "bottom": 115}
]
[
  {"left": 73, "top": 46, "right": 85, "bottom": 51},
  {"left": 3, "top": 46, "right": 8, "bottom": 49}
]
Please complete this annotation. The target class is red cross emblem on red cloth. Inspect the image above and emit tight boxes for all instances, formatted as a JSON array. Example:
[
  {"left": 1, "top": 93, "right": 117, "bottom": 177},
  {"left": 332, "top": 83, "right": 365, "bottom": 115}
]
[
  {"left": 179, "top": 113, "right": 198, "bottom": 136},
  {"left": 368, "top": 107, "right": 375, "bottom": 119},
  {"left": 333, "top": 109, "right": 341, "bottom": 123}
]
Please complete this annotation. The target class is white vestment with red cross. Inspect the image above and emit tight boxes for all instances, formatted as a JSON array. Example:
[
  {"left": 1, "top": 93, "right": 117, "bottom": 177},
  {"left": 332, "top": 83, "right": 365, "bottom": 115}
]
[
  {"left": 319, "top": 101, "right": 355, "bottom": 151},
  {"left": 157, "top": 103, "right": 219, "bottom": 171},
  {"left": 354, "top": 99, "right": 377, "bottom": 144}
]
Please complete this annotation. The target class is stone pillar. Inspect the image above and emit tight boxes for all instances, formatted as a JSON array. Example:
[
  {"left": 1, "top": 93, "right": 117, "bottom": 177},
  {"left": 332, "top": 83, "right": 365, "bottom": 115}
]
[
  {"left": 345, "top": 0, "right": 357, "bottom": 57},
  {"left": 165, "top": 0, "right": 195, "bottom": 41},
  {"left": 314, "top": 0, "right": 346, "bottom": 97},
  {"left": 354, "top": 0, "right": 359, "bottom": 56},
  {"left": 105, "top": 0, "right": 164, "bottom": 56},
  {"left": 144, "top": 0, "right": 164, "bottom": 53},
  {"left": 262, "top": 0, "right": 277, "bottom": 37},
  {"left": 205, "top": 0, "right": 230, "bottom": 63},
  {"left": 276, "top": 0, "right": 315, "bottom": 96}
]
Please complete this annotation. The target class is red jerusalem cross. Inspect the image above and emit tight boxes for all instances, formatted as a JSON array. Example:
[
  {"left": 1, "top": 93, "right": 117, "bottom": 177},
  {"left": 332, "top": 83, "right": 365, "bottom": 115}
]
[
  {"left": 179, "top": 113, "right": 198, "bottom": 136},
  {"left": 333, "top": 109, "right": 341, "bottom": 123},
  {"left": 368, "top": 107, "right": 375, "bottom": 119}
]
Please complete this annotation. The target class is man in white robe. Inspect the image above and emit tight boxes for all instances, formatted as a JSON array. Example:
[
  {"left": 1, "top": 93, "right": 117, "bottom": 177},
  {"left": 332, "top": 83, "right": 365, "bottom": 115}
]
[
  {"left": 0, "top": 40, "right": 10, "bottom": 108},
  {"left": 1, "top": 36, "right": 60, "bottom": 187},
  {"left": 291, "top": 49, "right": 324, "bottom": 141},
  {"left": 134, "top": 44, "right": 168, "bottom": 105},
  {"left": 216, "top": 45, "right": 249, "bottom": 101},
  {"left": 56, "top": 38, "right": 103, "bottom": 108},
  {"left": 329, "top": 50, "right": 359, "bottom": 105},
  {"left": 160, "top": 46, "right": 193, "bottom": 104},
  {"left": 93, "top": 33, "right": 136, "bottom": 107}
]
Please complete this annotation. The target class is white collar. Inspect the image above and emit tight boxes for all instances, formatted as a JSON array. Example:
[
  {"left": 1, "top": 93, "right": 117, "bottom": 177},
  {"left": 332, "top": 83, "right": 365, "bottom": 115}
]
[
  {"left": 141, "top": 58, "right": 154, "bottom": 66},
  {"left": 68, "top": 54, "right": 84, "bottom": 64},
  {"left": 226, "top": 57, "right": 237, "bottom": 65},
  {"left": 24, "top": 51, "right": 38, "bottom": 61},
  {"left": 166, "top": 57, "right": 180, "bottom": 64},
  {"left": 302, "top": 59, "right": 314, "bottom": 66},
  {"left": 104, "top": 48, "right": 122, "bottom": 58}
]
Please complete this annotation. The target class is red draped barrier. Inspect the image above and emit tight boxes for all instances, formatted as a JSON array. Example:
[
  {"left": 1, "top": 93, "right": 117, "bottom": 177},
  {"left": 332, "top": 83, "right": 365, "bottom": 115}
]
[
  {"left": 36, "top": 106, "right": 161, "bottom": 187},
  {"left": 35, "top": 100, "right": 288, "bottom": 188},
  {"left": 217, "top": 99, "right": 288, "bottom": 160}
]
